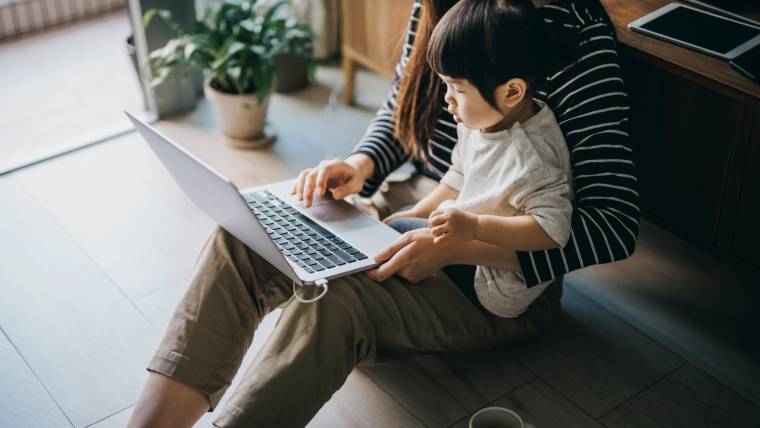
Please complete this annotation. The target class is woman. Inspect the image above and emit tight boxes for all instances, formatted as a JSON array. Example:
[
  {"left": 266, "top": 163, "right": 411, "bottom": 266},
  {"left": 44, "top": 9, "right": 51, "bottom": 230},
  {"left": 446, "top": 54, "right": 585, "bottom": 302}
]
[{"left": 128, "top": 0, "right": 638, "bottom": 426}]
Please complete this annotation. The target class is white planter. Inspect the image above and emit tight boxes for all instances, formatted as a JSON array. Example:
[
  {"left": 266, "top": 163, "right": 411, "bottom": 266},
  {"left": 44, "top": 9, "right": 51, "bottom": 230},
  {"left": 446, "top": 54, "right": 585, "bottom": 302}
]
[{"left": 204, "top": 80, "right": 273, "bottom": 147}]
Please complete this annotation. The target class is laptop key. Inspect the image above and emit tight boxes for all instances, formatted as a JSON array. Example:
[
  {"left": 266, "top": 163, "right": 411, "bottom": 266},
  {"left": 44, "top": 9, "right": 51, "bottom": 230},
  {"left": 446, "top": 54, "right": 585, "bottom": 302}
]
[
  {"left": 293, "top": 213, "right": 335, "bottom": 238},
  {"left": 318, "top": 259, "right": 335, "bottom": 269},
  {"left": 312, "top": 264, "right": 326, "bottom": 271},
  {"left": 327, "top": 255, "right": 346, "bottom": 266},
  {"left": 354, "top": 253, "right": 368, "bottom": 260},
  {"left": 334, "top": 250, "right": 356, "bottom": 263}
]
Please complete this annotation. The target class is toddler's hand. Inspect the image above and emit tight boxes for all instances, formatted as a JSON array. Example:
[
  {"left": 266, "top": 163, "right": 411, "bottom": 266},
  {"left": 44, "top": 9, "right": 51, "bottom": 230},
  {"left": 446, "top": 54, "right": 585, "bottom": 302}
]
[{"left": 428, "top": 208, "right": 478, "bottom": 244}]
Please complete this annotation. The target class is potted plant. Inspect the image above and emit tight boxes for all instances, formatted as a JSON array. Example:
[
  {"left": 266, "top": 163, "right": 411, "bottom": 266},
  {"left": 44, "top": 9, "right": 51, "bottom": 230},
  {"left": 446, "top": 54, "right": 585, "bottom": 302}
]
[
  {"left": 272, "top": 6, "right": 315, "bottom": 93},
  {"left": 144, "top": 0, "right": 314, "bottom": 145}
]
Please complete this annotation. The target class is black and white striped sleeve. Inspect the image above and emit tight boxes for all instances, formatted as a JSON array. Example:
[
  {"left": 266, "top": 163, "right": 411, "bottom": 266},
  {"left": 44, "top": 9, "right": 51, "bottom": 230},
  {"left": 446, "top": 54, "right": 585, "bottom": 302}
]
[
  {"left": 350, "top": 1, "right": 421, "bottom": 197},
  {"left": 517, "top": 2, "right": 640, "bottom": 287}
]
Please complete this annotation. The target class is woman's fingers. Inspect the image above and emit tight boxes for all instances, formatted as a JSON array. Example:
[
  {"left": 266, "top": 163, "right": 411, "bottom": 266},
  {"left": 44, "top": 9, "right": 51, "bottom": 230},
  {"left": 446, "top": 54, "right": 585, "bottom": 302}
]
[
  {"left": 292, "top": 168, "right": 312, "bottom": 200},
  {"left": 374, "top": 232, "right": 412, "bottom": 262},
  {"left": 302, "top": 169, "right": 320, "bottom": 207},
  {"left": 367, "top": 248, "right": 408, "bottom": 282},
  {"left": 292, "top": 159, "right": 362, "bottom": 205},
  {"left": 314, "top": 165, "right": 329, "bottom": 199}
]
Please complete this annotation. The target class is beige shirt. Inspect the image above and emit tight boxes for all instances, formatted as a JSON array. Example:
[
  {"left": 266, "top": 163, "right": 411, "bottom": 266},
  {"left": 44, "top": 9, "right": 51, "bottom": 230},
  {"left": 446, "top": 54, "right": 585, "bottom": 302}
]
[{"left": 439, "top": 104, "right": 573, "bottom": 318}]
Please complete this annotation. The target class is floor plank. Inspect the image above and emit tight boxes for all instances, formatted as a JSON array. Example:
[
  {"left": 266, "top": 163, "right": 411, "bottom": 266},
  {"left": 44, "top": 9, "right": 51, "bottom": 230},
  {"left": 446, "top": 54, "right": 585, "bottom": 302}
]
[
  {"left": 0, "top": 330, "right": 72, "bottom": 428},
  {"left": 0, "top": 176, "right": 157, "bottom": 427},
  {"left": 361, "top": 350, "right": 535, "bottom": 427},
  {"left": 307, "top": 370, "right": 425, "bottom": 428},
  {"left": 566, "top": 220, "right": 760, "bottom": 406},
  {"left": 153, "top": 67, "right": 386, "bottom": 189},
  {"left": 514, "top": 286, "right": 684, "bottom": 418},
  {"left": 0, "top": 12, "right": 146, "bottom": 173},
  {"left": 450, "top": 379, "right": 604, "bottom": 428},
  {"left": 86, "top": 406, "right": 132, "bottom": 428},
  {"left": 13, "top": 133, "right": 215, "bottom": 302},
  {"left": 361, "top": 355, "right": 475, "bottom": 427},
  {"left": 437, "top": 348, "right": 536, "bottom": 407},
  {"left": 601, "top": 364, "right": 760, "bottom": 428}
]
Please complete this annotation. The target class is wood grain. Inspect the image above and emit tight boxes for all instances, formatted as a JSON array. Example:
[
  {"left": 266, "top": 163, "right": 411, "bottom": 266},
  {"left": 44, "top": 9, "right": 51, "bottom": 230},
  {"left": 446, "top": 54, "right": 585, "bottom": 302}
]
[
  {"left": 307, "top": 370, "right": 426, "bottom": 428},
  {"left": 601, "top": 364, "right": 760, "bottom": 427},
  {"left": 450, "top": 379, "right": 604, "bottom": 428},
  {"left": 600, "top": 0, "right": 760, "bottom": 106},
  {"left": 514, "top": 285, "right": 684, "bottom": 418},
  {"left": 731, "top": 108, "right": 760, "bottom": 267},
  {"left": 623, "top": 56, "right": 752, "bottom": 248},
  {"left": 360, "top": 355, "right": 472, "bottom": 427},
  {"left": 361, "top": 348, "right": 534, "bottom": 426},
  {"left": 152, "top": 68, "right": 384, "bottom": 190},
  {"left": 564, "top": 220, "right": 760, "bottom": 408}
]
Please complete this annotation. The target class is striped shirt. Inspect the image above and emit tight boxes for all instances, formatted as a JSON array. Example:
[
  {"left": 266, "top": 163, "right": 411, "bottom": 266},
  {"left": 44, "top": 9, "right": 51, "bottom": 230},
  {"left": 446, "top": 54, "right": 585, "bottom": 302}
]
[{"left": 352, "top": 0, "right": 639, "bottom": 287}]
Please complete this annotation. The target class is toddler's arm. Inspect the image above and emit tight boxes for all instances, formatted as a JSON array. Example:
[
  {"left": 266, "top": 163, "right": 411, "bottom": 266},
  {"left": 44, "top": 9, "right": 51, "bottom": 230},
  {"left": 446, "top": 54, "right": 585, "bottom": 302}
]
[{"left": 429, "top": 209, "right": 559, "bottom": 250}]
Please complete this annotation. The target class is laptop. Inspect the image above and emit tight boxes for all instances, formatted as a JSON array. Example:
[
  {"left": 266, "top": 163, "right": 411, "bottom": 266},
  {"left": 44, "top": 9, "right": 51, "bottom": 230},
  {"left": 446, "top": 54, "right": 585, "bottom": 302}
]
[{"left": 125, "top": 112, "right": 400, "bottom": 300}]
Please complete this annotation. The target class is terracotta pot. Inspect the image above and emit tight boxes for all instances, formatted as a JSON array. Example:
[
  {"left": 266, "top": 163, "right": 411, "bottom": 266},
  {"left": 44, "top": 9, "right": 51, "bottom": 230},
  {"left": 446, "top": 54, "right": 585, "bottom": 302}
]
[
  {"left": 204, "top": 79, "right": 272, "bottom": 142},
  {"left": 275, "top": 54, "right": 309, "bottom": 93}
]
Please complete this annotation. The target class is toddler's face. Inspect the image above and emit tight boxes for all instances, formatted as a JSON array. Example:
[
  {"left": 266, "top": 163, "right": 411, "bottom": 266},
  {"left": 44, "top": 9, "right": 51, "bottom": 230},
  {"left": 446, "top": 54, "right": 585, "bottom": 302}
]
[{"left": 439, "top": 75, "right": 505, "bottom": 131}]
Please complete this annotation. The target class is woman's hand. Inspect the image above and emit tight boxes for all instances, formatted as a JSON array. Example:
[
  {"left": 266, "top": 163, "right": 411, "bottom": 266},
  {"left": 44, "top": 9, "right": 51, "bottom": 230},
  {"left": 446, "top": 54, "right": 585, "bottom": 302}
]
[
  {"left": 382, "top": 209, "right": 424, "bottom": 225},
  {"left": 366, "top": 228, "right": 453, "bottom": 283},
  {"left": 290, "top": 154, "right": 374, "bottom": 207},
  {"left": 428, "top": 208, "right": 478, "bottom": 244}
]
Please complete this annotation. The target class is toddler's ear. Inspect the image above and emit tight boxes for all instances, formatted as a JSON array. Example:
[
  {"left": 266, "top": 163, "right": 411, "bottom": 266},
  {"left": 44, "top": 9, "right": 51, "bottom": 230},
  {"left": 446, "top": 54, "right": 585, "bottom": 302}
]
[{"left": 499, "top": 78, "right": 528, "bottom": 108}]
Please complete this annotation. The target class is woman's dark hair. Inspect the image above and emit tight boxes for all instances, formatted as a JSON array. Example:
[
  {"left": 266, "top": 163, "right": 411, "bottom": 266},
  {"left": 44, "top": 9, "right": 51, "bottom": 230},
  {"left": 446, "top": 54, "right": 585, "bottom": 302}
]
[{"left": 394, "top": 0, "right": 578, "bottom": 157}]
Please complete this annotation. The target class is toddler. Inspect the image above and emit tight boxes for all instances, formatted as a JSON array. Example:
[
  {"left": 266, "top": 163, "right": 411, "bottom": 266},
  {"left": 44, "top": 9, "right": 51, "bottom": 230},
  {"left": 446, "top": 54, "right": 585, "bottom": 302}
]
[{"left": 385, "top": 0, "right": 574, "bottom": 318}]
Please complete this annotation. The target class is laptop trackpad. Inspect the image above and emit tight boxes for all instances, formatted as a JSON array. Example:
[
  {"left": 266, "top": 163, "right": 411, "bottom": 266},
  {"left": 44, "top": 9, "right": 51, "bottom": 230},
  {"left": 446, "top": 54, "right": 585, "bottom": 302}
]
[{"left": 303, "top": 202, "right": 378, "bottom": 232}]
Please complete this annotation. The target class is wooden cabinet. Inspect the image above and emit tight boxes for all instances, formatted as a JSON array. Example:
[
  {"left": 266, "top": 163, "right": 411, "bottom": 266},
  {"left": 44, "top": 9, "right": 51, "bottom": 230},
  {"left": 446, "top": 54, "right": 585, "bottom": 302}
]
[
  {"left": 602, "top": 0, "right": 760, "bottom": 271},
  {"left": 732, "top": 110, "right": 760, "bottom": 268},
  {"left": 340, "top": 0, "right": 413, "bottom": 104},
  {"left": 624, "top": 58, "right": 756, "bottom": 250}
]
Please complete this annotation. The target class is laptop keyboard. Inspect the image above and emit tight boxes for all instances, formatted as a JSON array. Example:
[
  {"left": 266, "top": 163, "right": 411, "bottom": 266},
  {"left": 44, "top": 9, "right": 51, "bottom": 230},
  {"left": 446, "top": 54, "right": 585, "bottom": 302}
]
[{"left": 244, "top": 190, "right": 368, "bottom": 274}]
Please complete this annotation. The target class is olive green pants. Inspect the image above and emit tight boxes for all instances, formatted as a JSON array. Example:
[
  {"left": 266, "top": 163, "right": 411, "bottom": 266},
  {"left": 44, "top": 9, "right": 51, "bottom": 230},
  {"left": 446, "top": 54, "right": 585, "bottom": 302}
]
[{"left": 147, "top": 174, "right": 563, "bottom": 427}]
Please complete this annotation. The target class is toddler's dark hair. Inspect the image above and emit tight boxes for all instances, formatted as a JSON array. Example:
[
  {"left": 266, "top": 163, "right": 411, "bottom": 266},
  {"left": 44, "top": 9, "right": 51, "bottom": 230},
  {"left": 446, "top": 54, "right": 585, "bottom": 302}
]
[{"left": 427, "top": 0, "right": 577, "bottom": 107}]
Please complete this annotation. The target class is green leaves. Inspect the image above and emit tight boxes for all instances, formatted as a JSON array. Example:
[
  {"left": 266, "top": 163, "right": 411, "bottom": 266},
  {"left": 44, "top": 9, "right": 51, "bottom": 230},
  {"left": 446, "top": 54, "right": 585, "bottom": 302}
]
[{"left": 145, "top": 0, "right": 313, "bottom": 100}]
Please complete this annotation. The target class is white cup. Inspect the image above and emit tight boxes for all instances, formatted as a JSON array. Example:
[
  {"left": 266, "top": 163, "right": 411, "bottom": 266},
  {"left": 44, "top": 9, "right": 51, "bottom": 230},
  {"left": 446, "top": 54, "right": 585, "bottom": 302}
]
[{"left": 469, "top": 406, "right": 525, "bottom": 428}]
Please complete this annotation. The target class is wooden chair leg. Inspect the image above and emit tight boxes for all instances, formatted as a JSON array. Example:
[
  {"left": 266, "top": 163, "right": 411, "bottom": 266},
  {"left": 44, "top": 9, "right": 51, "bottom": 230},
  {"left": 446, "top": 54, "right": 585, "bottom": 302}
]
[{"left": 342, "top": 52, "right": 356, "bottom": 105}]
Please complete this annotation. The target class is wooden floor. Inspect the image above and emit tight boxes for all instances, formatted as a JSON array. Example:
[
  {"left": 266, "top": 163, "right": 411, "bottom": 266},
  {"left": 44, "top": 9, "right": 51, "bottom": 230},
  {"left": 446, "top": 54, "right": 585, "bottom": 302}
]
[
  {"left": 1, "top": 26, "right": 759, "bottom": 428},
  {"left": 0, "top": 11, "right": 147, "bottom": 174},
  {"left": 2, "top": 132, "right": 759, "bottom": 428}
]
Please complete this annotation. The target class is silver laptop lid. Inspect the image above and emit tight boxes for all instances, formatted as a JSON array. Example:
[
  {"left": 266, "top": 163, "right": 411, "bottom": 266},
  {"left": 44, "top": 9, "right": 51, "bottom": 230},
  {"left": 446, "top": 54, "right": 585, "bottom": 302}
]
[{"left": 124, "top": 111, "right": 300, "bottom": 284}]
